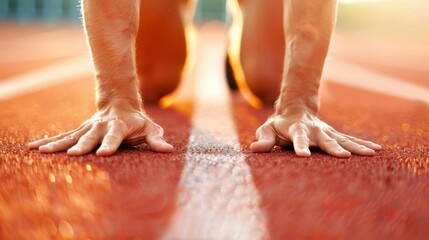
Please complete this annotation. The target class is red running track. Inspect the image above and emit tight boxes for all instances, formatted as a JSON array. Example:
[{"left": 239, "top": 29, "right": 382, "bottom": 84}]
[{"left": 0, "top": 23, "right": 428, "bottom": 239}]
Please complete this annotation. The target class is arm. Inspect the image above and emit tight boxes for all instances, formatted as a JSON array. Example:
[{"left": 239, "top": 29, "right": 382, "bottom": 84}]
[
  {"left": 29, "top": 0, "right": 173, "bottom": 156},
  {"left": 84, "top": 0, "right": 142, "bottom": 110},
  {"left": 251, "top": 0, "right": 381, "bottom": 157}
]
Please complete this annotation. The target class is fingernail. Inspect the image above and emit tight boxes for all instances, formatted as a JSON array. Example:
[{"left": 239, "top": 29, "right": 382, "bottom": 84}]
[
  {"left": 68, "top": 146, "right": 80, "bottom": 153},
  {"left": 373, "top": 143, "right": 382, "bottom": 149},
  {"left": 39, "top": 146, "right": 48, "bottom": 151},
  {"left": 40, "top": 143, "right": 52, "bottom": 150},
  {"left": 301, "top": 148, "right": 311, "bottom": 154}
]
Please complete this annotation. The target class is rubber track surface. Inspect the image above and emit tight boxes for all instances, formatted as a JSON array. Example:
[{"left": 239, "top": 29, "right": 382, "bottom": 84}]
[{"left": 0, "top": 24, "right": 428, "bottom": 239}]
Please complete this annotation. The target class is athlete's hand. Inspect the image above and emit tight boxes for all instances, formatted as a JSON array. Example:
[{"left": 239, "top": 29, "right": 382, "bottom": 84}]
[
  {"left": 250, "top": 108, "right": 381, "bottom": 158},
  {"left": 28, "top": 102, "right": 173, "bottom": 156}
]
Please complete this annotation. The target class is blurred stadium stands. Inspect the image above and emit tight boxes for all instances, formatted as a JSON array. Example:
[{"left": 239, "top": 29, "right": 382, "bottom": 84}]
[
  {"left": 0, "top": 0, "right": 227, "bottom": 23},
  {"left": 1, "top": 0, "right": 427, "bottom": 41},
  {"left": 0, "top": 0, "right": 80, "bottom": 22}
]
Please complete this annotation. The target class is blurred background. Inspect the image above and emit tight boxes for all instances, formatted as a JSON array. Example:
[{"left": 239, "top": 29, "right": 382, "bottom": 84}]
[
  {"left": 1, "top": 0, "right": 428, "bottom": 36},
  {"left": 0, "top": 0, "right": 80, "bottom": 22},
  {"left": 0, "top": 0, "right": 428, "bottom": 107}
]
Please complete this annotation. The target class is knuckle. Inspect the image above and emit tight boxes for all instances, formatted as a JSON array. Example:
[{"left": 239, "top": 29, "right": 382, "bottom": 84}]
[
  {"left": 348, "top": 136, "right": 358, "bottom": 141},
  {"left": 292, "top": 121, "right": 306, "bottom": 129},
  {"left": 93, "top": 121, "right": 107, "bottom": 128},
  {"left": 112, "top": 120, "right": 128, "bottom": 133},
  {"left": 271, "top": 118, "right": 285, "bottom": 126},
  {"left": 324, "top": 138, "right": 337, "bottom": 144},
  {"left": 359, "top": 145, "right": 367, "bottom": 150},
  {"left": 81, "top": 135, "right": 97, "bottom": 142},
  {"left": 309, "top": 124, "right": 321, "bottom": 132},
  {"left": 54, "top": 135, "right": 63, "bottom": 141},
  {"left": 258, "top": 124, "right": 272, "bottom": 135},
  {"left": 111, "top": 118, "right": 123, "bottom": 125},
  {"left": 155, "top": 125, "right": 164, "bottom": 134},
  {"left": 295, "top": 135, "right": 309, "bottom": 142},
  {"left": 106, "top": 134, "right": 122, "bottom": 141}
]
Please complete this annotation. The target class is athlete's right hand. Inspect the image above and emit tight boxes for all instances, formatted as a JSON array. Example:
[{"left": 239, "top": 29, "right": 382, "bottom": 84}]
[{"left": 28, "top": 101, "right": 173, "bottom": 156}]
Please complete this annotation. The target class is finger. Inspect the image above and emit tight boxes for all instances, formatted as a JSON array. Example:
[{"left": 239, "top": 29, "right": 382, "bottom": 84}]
[
  {"left": 334, "top": 131, "right": 382, "bottom": 150},
  {"left": 328, "top": 132, "right": 375, "bottom": 156},
  {"left": 348, "top": 136, "right": 382, "bottom": 150},
  {"left": 289, "top": 122, "right": 311, "bottom": 157},
  {"left": 250, "top": 125, "right": 276, "bottom": 153},
  {"left": 316, "top": 128, "right": 351, "bottom": 158},
  {"left": 67, "top": 122, "right": 107, "bottom": 155},
  {"left": 96, "top": 120, "right": 128, "bottom": 156},
  {"left": 145, "top": 125, "right": 174, "bottom": 153},
  {"left": 28, "top": 122, "right": 89, "bottom": 149},
  {"left": 38, "top": 125, "right": 91, "bottom": 153},
  {"left": 28, "top": 129, "right": 76, "bottom": 149}
]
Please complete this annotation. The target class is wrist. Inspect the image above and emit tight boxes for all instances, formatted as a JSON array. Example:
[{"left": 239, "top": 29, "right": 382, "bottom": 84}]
[
  {"left": 97, "top": 91, "right": 142, "bottom": 111},
  {"left": 95, "top": 74, "right": 143, "bottom": 111},
  {"left": 275, "top": 93, "right": 319, "bottom": 116}
]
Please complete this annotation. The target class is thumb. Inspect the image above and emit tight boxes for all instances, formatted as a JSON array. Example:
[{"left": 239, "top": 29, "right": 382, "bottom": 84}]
[
  {"left": 145, "top": 125, "right": 174, "bottom": 153},
  {"left": 250, "top": 125, "right": 276, "bottom": 153}
]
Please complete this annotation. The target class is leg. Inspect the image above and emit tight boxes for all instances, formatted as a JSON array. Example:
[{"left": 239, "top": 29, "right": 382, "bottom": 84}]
[
  {"left": 230, "top": 0, "right": 284, "bottom": 105},
  {"left": 136, "top": 0, "right": 196, "bottom": 103}
]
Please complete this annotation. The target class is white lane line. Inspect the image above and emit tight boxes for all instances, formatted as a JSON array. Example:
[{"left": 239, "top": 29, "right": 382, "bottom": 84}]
[
  {"left": 163, "top": 23, "right": 269, "bottom": 240},
  {"left": 330, "top": 35, "right": 429, "bottom": 73},
  {"left": 324, "top": 58, "right": 429, "bottom": 104},
  {"left": 0, "top": 56, "right": 93, "bottom": 101},
  {"left": 0, "top": 28, "right": 87, "bottom": 63}
]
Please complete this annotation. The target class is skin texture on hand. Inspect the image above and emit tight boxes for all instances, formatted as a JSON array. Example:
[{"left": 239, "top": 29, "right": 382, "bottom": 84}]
[
  {"left": 250, "top": 107, "right": 382, "bottom": 157},
  {"left": 247, "top": 0, "right": 381, "bottom": 157},
  {"left": 28, "top": 102, "right": 173, "bottom": 156},
  {"left": 28, "top": 0, "right": 175, "bottom": 156}
]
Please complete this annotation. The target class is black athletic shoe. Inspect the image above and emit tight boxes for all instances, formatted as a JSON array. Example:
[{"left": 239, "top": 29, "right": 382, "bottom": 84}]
[{"left": 225, "top": 55, "right": 238, "bottom": 91}]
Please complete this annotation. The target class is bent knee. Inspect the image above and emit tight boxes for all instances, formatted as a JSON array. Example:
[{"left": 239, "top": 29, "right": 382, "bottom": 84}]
[
  {"left": 139, "top": 66, "right": 183, "bottom": 103},
  {"left": 242, "top": 64, "right": 282, "bottom": 105}
]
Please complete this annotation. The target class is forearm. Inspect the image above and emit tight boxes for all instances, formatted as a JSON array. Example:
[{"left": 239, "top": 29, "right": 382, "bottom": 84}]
[
  {"left": 82, "top": 0, "right": 142, "bottom": 110},
  {"left": 276, "top": 0, "right": 337, "bottom": 115}
]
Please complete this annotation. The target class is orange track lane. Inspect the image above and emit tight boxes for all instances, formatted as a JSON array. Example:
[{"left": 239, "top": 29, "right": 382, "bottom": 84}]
[{"left": 0, "top": 24, "right": 428, "bottom": 239}]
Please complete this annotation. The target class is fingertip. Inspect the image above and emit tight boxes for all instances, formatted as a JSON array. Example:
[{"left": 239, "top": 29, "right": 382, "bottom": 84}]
[
  {"left": 39, "top": 144, "right": 52, "bottom": 153},
  {"left": 355, "top": 147, "right": 376, "bottom": 156},
  {"left": 147, "top": 137, "right": 174, "bottom": 152},
  {"left": 372, "top": 143, "right": 382, "bottom": 150},
  {"left": 67, "top": 147, "right": 82, "bottom": 156},
  {"left": 96, "top": 149, "right": 114, "bottom": 156},
  {"left": 250, "top": 140, "right": 274, "bottom": 153},
  {"left": 67, "top": 150, "right": 78, "bottom": 156},
  {"left": 336, "top": 150, "right": 351, "bottom": 158},
  {"left": 295, "top": 148, "right": 311, "bottom": 157},
  {"left": 28, "top": 142, "right": 37, "bottom": 149},
  {"left": 162, "top": 143, "right": 174, "bottom": 153},
  {"left": 153, "top": 142, "right": 174, "bottom": 153},
  {"left": 362, "top": 147, "right": 376, "bottom": 156},
  {"left": 29, "top": 140, "right": 44, "bottom": 149}
]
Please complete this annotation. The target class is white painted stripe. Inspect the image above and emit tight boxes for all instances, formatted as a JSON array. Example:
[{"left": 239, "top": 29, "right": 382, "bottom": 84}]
[
  {"left": 163, "top": 23, "right": 269, "bottom": 240},
  {"left": 0, "top": 28, "right": 86, "bottom": 63},
  {"left": 330, "top": 35, "right": 429, "bottom": 73},
  {"left": 324, "top": 59, "right": 429, "bottom": 104},
  {"left": 0, "top": 56, "right": 92, "bottom": 101}
]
